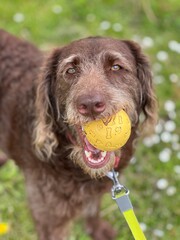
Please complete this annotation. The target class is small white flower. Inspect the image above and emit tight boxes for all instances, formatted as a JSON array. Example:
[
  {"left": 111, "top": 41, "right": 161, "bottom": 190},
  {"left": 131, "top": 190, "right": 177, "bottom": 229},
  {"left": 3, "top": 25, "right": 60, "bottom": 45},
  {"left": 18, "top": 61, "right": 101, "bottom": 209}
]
[
  {"left": 168, "top": 40, "right": 180, "bottom": 53},
  {"left": 153, "top": 229, "right": 164, "bottom": 237},
  {"left": 164, "top": 120, "right": 176, "bottom": 132},
  {"left": 132, "top": 35, "right": 141, "bottom": 44},
  {"left": 166, "top": 186, "right": 177, "bottom": 196},
  {"left": 112, "top": 23, "right": 122, "bottom": 32},
  {"left": 159, "top": 148, "right": 171, "bottom": 162},
  {"left": 156, "top": 178, "right": 169, "bottom": 189},
  {"left": 142, "top": 37, "right": 154, "bottom": 48},
  {"left": 152, "top": 134, "right": 161, "bottom": 144},
  {"left": 164, "top": 100, "right": 176, "bottom": 112},
  {"left": 139, "top": 222, "right": 147, "bottom": 232},
  {"left": 154, "top": 75, "right": 165, "bottom": 84},
  {"left": 172, "top": 142, "right": 180, "bottom": 151},
  {"left": 155, "top": 121, "right": 163, "bottom": 134},
  {"left": 156, "top": 51, "right": 168, "bottom": 61},
  {"left": 166, "top": 223, "right": 173, "bottom": 230},
  {"left": 52, "top": 5, "right": 62, "bottom": 14},
  {"left": 168, "top": 111, "right": 177, "bottom": 120},
  {"left": 143, "top": 137, "right": 153, "bottom": 147},
  {"left": 13, "top": 13, "right": 25, "bottom": 23},
  {"left": 100, "top": 21, "right": 111, "bottom": 30},
  {"left": 143, "top": 134, "right": 160, "bottom": 147},
  {"left": 169, "top": 74, "right": 179, "bottom": 83},
  {"left": 174, "top": 165, "right": 180, "bottom": 174},
  {"left": 161, "top": 131, "right": 172, "bottom": 143},
  {"left": 130, "top": 157, "right": 136, "bottom": 164}
]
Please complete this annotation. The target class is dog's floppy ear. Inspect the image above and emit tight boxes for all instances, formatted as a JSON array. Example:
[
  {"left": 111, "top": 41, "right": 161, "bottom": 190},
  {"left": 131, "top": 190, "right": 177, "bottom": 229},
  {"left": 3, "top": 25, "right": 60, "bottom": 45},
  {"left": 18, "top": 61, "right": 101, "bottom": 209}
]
[
  {"left": 123, "top": 40, "right": 157, "bottom": 130},
  {"left": 34, "top": 48, "right": 62, "bottom": 160}
]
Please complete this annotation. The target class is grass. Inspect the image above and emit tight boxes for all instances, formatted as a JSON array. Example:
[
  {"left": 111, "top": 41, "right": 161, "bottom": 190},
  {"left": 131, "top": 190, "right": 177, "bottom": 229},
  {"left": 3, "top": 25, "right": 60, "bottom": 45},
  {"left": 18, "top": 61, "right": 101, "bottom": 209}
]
[{"left": 0, "top": 0, "right": 180, "bottom": 239}]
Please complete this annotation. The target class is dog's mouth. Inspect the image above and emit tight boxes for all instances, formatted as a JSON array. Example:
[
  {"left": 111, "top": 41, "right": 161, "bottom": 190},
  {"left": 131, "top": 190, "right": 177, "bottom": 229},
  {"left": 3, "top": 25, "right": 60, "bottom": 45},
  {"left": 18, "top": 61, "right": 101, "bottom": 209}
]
[
  {"left": 83, "top": 134, "right": 111, "bottom": 169},
  {"left": 74, "top": 126, "right": 117, "bottom": 174}
]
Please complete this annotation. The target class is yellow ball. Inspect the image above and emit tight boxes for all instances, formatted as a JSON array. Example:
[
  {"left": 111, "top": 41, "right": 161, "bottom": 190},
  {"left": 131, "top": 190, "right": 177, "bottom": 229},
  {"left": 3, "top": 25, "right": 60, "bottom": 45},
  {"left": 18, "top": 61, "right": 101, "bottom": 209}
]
[{"left": 83, "top": 110, "right": 131, "bottom": 151}]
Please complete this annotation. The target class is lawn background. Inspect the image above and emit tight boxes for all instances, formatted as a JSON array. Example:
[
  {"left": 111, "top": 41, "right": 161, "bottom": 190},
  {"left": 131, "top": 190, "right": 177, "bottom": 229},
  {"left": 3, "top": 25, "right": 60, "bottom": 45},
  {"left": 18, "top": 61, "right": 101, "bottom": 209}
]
[{"left": 0, "top": 0, "right": 180, "bottom": 239}]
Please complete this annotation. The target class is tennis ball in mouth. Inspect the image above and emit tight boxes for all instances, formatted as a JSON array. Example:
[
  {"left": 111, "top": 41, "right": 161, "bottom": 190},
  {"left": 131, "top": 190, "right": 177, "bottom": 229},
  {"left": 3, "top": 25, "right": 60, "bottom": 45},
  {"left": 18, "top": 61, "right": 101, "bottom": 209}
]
[{"left": 83, "top": 110, "right": 131, "bottom": 151}]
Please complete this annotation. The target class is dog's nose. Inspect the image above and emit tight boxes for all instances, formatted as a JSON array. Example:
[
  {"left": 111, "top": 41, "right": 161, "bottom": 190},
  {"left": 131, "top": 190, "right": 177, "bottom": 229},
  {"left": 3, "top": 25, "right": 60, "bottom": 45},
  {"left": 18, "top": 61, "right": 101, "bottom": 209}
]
[{"left": 76, "top": 94, "right": 106, "bottom": 117}]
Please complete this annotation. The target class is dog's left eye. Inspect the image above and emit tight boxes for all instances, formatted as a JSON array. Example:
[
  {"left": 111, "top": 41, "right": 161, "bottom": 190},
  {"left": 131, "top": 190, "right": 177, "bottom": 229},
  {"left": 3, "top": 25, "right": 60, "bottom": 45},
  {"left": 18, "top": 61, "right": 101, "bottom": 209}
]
[
  {"left": 111, "top": 64, "right": 122, "bottom": 71},
  {"left": 66, "top": 68, "right": 76, "bottom": 74}
]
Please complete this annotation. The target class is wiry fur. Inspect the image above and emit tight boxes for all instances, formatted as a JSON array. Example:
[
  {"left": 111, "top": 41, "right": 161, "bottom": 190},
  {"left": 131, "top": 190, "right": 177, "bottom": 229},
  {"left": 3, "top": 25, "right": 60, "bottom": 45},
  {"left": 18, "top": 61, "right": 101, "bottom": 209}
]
[{"left": 0, "top": 30, "right": 157, "bottom": 240}]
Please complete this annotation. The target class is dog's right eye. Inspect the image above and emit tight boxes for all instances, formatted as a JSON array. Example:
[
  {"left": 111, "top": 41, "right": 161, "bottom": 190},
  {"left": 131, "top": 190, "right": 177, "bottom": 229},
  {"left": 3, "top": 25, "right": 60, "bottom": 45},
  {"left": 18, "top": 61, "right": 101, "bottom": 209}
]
[
  {"left": 111, "top": 64, "right": 122, "bottom": 71},
  {"left": 66, "top": 68, "right": 76, "bottom": 74}
]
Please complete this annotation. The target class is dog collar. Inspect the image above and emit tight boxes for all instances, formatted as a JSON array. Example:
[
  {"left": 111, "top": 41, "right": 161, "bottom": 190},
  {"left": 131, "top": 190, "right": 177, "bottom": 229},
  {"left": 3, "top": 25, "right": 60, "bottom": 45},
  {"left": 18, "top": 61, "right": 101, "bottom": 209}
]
[{"left": 114, "top": 156, "right": 120, "bottom": 169}]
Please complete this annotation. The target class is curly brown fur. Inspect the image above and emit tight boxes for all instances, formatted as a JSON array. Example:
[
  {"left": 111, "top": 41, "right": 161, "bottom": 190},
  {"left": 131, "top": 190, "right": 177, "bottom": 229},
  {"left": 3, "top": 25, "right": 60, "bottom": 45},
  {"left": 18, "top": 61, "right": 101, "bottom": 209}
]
[{"left": 0, "top": 30, "right": 157, "bottom": 240}]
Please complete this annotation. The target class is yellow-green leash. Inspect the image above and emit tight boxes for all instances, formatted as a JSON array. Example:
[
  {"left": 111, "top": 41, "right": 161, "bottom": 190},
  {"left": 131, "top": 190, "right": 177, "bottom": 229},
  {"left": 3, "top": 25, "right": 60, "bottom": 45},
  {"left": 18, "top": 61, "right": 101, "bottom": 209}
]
[{"left": 107, "top": 170, "right": 147, "bottom": 240}]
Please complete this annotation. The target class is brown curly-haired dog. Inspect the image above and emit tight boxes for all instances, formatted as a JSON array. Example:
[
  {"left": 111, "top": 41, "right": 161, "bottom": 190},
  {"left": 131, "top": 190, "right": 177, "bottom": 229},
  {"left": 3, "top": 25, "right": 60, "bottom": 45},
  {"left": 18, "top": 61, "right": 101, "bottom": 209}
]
[{"left": 0, "top": 29, "right": 156, "bottom": 240}]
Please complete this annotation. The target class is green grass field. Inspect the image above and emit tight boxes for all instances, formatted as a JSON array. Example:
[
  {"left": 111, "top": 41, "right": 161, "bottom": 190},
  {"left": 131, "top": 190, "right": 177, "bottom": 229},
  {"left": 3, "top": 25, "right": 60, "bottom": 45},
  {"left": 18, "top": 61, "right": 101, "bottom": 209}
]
[{"left": 0, "top": 0, "right": 180, "bottom": 239}]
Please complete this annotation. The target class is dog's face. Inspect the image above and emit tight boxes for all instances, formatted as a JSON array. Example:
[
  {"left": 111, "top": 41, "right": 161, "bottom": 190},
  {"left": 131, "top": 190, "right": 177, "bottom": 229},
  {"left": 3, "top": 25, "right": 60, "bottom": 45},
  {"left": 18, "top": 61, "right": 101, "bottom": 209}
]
[{"left": 34, "top": 37, "right": 156, "bottom": 178}]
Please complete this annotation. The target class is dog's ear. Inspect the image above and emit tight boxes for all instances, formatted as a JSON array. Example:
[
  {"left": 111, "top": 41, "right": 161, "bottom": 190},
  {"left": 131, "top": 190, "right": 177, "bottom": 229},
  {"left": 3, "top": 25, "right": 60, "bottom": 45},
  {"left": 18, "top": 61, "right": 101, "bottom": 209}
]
[
  {"left": 34, "top": 48, "right": 62, "bottom": 160},
  {"left": 123, "top": 40, "right": 157, "bottom": 130}
]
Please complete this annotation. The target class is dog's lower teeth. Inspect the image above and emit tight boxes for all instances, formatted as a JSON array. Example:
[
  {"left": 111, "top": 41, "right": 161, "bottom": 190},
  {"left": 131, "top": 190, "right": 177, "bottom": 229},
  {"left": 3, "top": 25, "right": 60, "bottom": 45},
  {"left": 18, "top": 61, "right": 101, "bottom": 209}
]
[
  {"left": 85, "top": 150, "right": 91, "bottom": 158},
  {"left": 101, "top": 151, "right": 106, "bottom": 157},
  {"left": 89, "top": 158, "right": 103, "bottom": 164},
  {"left": 85, "top": 150, "right": 107, "bottom": 164}
]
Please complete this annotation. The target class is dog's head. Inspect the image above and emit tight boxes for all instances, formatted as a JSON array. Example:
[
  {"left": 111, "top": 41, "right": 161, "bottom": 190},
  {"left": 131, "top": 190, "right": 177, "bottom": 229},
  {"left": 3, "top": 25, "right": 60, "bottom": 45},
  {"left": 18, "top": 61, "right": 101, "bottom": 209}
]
[{"left": 34, "top": 37, "right": 157, "bottom": 178}]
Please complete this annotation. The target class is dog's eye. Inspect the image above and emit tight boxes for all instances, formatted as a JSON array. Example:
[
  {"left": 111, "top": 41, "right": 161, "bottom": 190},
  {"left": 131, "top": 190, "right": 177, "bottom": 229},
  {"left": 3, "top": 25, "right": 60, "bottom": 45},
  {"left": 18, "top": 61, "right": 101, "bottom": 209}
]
[
  {"left": 66, "top": 67, "right": 76, "bottom": 74},
  {"left": 111, "top": 64, "right": 122, "bottom": 71}
]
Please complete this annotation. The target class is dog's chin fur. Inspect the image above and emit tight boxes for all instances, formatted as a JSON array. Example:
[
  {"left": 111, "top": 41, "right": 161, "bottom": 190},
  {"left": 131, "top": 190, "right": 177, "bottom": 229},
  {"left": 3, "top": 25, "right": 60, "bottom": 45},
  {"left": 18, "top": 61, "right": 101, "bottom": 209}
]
[{"left": 69, "top": 145, "right": 116, "bottom": 178}]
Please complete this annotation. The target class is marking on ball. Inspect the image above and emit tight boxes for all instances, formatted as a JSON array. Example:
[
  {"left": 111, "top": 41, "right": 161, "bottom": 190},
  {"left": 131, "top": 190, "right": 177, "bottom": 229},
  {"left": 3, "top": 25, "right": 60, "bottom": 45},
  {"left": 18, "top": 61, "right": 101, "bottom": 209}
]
[{"left": 106, "top": 127, "right": 112, "bottom": 139}]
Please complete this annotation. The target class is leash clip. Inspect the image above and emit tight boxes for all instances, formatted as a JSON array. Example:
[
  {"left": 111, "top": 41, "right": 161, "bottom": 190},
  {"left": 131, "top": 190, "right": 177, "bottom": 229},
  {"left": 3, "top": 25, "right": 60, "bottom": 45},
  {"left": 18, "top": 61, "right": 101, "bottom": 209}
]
[{"left": 106, "top": 169, "right": 129, "bottom": 199}]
